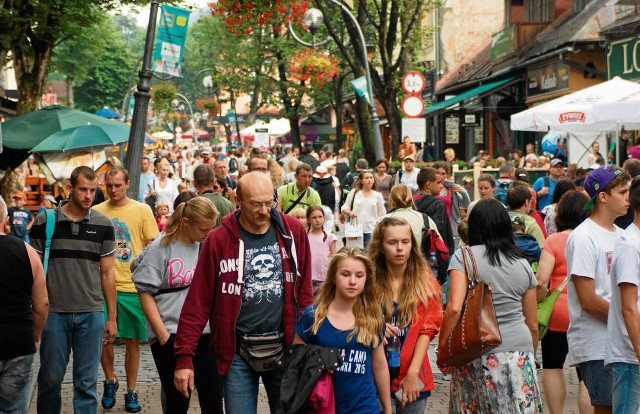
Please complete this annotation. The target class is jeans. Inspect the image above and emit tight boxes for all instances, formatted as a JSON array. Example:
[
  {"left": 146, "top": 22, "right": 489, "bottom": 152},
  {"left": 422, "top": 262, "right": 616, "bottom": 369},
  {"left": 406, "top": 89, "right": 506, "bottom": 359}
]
[
  {"left": 223, "top": 353, "right": 283, "bottom": 414},
  {"left": 0, "top": 353, "right": 35, "bottom": 413},
  {"left": 611, "top": 362, "right": 640, "bottom": 414},
  {"left": 150, "top": 334, "right": 223, "bottom": 414},
  {"left": 363, "top": 233, "right": 372, "bottom": 250},
  {"left": 37, "top": 312, "right": 104, "bottom": 414}
]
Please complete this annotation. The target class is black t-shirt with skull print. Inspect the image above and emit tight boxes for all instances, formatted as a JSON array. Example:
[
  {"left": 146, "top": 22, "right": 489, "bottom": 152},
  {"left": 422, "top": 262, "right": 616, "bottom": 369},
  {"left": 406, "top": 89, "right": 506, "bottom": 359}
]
[{"left": 236, "top": 224, "right": 284, "bottom": 336}]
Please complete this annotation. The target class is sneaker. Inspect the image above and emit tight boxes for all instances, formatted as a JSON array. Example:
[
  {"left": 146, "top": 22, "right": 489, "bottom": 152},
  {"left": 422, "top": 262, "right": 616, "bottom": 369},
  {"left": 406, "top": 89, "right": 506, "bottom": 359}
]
[
  {"left": 124, "top": 389, "right": 142, "bottom": 413},
  {"left": 101, "top": 379, "right": 119, "bottom": 409}
]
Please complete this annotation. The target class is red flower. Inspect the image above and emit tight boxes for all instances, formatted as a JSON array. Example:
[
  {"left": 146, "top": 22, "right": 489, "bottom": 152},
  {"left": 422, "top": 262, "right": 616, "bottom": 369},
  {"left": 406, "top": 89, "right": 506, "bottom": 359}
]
[
  {"left": 289, "top": 50, "right": 339, "bottom": 87},
  {"left": 211, "top": 0, "right": 307, "bottom": 33}
]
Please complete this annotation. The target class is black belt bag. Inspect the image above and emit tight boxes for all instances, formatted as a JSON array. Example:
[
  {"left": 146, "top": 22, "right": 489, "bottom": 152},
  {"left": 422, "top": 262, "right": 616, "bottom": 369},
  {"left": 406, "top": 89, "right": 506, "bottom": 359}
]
[{"left": 237, "top": 332, "right": 285, "bottom": 373}]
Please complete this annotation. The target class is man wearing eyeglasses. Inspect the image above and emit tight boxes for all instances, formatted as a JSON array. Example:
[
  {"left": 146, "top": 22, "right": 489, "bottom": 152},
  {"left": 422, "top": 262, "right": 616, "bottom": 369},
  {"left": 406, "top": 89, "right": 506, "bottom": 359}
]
[
  {"left": 174, "top": 172, "right": 313, "bottom": 414},
  {"left": 193, "top": 165, "right": 234, "bottom": 227},
  {"left": 247, "top": 156, "right": 279, "bottom": 205}
]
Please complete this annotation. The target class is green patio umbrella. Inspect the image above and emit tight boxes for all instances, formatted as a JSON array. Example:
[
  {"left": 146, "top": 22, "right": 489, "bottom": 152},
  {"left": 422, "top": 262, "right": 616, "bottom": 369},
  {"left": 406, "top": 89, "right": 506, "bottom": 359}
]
[
  {"left": 1, "top": 105, "right": 129, "bottom": 150},
  {"left": 31, "top": 124, "right": 130, "bottom": 153}
]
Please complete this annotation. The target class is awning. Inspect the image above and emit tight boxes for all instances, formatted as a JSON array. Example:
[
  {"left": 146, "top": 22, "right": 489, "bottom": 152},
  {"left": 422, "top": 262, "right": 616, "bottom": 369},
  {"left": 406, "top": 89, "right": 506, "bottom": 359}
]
[{"left": 424, "top": 77, "right": 516, "bottom": 116}]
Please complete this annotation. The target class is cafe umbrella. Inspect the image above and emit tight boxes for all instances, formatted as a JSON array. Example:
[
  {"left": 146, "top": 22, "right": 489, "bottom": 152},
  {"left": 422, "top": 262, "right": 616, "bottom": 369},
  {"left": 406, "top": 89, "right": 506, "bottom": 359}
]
[{"left": 30, "top": 124, "right": 130, "bottom": 153}]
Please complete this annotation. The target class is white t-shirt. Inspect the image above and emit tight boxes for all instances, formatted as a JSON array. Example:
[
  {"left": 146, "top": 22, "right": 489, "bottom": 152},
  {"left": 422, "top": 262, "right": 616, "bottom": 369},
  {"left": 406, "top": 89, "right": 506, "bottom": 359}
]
[
  {"left": 566, "top": 218, "right": 622, "bottom": 365},
  {"left": 605, "top": 223, "right": 640, "bottom": 366}
]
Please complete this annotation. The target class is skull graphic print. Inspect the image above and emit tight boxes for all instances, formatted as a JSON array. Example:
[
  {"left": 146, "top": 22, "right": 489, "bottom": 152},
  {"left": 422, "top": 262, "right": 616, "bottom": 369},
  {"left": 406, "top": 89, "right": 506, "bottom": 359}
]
[{"left": 243, "top": 244, "right": 283, "bottom": 303}]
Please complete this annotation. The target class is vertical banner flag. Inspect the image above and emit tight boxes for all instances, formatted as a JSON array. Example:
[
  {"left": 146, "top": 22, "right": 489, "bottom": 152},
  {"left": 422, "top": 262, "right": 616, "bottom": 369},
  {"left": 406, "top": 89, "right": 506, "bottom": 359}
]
[
  {"left": 351, "top": 76, "right": 371, "bottom": 105},
  {"left": 153, "top": 5, "right": 191, "bottom": 77}
]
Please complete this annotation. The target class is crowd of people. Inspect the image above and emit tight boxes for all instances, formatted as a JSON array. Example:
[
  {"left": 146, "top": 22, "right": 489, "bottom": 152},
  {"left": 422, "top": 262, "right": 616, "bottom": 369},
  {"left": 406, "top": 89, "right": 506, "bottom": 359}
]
[{"left": 1, "top": 138, "right": 640, "bottom": 414}]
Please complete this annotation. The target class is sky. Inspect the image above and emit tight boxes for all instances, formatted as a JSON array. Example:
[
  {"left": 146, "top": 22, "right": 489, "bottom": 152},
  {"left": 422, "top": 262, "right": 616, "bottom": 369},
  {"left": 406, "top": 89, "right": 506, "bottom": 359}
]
[{"left": 119, "top": 1, "right": 209, "bottom": 27}]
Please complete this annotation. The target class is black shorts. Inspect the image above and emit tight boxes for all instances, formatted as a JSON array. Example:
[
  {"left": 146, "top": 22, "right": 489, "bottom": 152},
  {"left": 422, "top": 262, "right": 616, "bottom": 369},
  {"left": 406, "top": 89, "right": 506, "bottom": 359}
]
[{"left": 541, "top": 330, "right": 568, "bottom": 369}]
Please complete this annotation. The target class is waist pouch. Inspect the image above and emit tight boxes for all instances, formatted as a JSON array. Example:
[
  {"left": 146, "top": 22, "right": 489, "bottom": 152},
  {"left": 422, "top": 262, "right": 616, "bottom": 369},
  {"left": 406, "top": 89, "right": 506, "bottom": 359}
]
[{"left": 237, "top": 332, "right": 285, "bottom": 373}]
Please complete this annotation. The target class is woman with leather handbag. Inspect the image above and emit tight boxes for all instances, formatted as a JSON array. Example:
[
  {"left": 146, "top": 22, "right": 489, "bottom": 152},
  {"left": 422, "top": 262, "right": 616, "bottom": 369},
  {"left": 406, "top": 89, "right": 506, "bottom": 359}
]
[{"left": 437, "top": 198, "right": 543, "bottom": 413}]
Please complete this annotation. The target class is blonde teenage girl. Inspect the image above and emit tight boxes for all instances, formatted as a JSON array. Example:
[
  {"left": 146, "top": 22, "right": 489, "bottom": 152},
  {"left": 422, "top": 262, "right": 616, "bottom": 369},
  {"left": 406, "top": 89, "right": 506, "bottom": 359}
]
[
  {"left": 294, "top": 248, "right": 392, "bottom": 414},
  {"left": 369, "top": 217, "right": 442, "bottom": 412}
]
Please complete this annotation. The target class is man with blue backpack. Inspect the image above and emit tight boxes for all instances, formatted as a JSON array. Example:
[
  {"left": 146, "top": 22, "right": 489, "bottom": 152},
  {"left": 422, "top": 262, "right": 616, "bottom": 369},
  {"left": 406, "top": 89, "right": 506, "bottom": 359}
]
[
  {"left": 494, "top": 162, "right": 516, "bottom": 205},
  {"left": 533, "top": 158, "right": 565, "bottom": 210}
]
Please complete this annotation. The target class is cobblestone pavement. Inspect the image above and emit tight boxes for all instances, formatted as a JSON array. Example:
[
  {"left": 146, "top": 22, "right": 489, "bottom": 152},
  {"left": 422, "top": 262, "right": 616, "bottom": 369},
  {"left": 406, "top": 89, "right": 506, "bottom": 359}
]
[{"left": 28, "top": 340, "right": 580, "bottom": 413}]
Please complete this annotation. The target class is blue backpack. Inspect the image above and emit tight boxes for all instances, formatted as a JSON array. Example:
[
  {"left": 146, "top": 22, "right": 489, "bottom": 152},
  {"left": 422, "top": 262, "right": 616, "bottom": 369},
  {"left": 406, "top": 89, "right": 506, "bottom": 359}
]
[{"left": 494, "top": 179, "right": 512, "bottom": 205}]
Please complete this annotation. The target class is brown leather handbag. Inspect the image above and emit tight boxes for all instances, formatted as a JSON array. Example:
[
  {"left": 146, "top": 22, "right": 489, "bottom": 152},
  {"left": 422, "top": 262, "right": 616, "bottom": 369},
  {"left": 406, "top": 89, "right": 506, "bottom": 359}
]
[{"left": 437, "top": 246, "right": 502, "bottom": 368}]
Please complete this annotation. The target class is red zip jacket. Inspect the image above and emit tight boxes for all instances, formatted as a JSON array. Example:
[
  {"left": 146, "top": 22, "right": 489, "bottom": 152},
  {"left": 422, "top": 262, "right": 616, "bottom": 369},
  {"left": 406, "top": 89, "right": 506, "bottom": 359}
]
[
  {"left": 174, "top": 209, "right": 313, "bottom": 374},
  {"left": 392, "top": 297, "right": 443, "bottom": 393}
]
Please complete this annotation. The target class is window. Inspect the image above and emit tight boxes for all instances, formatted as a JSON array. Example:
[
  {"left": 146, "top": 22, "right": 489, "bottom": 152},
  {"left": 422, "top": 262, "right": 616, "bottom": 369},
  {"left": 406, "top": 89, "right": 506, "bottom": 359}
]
[
  {"left": 525, "top": 0, "right": 553, "bottom": 22},
  {"left": 573, "top": 0, "right": 588, "bottom": 14}
]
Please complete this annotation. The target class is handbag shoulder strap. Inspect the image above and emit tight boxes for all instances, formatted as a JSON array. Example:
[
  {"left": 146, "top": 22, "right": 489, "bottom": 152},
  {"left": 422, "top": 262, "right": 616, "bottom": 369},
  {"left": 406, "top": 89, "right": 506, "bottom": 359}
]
[
  {"left": 350, "top": 189, "right": 359, "bottom": 211},
  {"left": 461, "top": 246, "right": 480, "bottom": 285},
  {"left": 555, "top": 276, "right": 569, "bottom": 292}
]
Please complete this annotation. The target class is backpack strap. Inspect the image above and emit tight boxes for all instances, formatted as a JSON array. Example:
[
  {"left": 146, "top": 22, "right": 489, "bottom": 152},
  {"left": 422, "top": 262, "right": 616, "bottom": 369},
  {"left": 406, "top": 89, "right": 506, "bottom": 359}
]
[
  {"left": 43, "top": 209, "right": 57, "bottom": 278},
  {"left": 284, "top": 185, "right": 310, "bottom": 214},
  {"left": 544, "top": 176, "right": 550, "bottom": 188}
]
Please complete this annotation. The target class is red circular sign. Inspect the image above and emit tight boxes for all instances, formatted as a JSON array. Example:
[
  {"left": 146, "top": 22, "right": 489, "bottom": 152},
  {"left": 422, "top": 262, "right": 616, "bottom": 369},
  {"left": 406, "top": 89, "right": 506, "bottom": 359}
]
[{"left": 401, "top": 95, "right": 425, "bottom": 118}]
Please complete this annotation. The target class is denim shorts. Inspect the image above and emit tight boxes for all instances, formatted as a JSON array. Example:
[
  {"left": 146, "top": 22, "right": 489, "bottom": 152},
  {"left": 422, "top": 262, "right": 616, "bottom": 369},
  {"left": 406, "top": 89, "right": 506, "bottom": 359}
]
[
  {"left": 610, "top": 362, "right": 640, "bottom": 414},
  {"left": 578, "top": 360, "right": 612, "bottom": 407}
]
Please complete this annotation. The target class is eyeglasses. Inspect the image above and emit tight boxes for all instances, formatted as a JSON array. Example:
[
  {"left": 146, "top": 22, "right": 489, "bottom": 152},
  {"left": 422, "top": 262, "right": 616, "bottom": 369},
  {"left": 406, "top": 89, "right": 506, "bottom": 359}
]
[{"left": 249, "top": 167, "right": 268, "bottom": 173}]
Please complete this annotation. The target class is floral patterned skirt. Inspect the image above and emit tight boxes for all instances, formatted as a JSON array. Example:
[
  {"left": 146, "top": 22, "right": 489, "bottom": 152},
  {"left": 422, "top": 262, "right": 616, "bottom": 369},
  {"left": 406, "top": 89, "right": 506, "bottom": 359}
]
[{"left": 449, "top": 351, "right": 543, "bottom": 414}]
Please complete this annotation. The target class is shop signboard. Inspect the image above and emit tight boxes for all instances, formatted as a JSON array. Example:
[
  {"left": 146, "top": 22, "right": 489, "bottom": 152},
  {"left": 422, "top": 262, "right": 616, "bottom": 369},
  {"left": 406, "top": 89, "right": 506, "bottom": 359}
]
[
  {"left": 607, "top": 37, "right": 640, "bottom": 81},
  {"left": 527, "top": 62, "right": 569, "bottom": 98},
  {"left": 445, "top": 115, "right": 460, "bottom": 144},
  {"left": 491, "top": 27, "right": 512, "bottom": 61}
]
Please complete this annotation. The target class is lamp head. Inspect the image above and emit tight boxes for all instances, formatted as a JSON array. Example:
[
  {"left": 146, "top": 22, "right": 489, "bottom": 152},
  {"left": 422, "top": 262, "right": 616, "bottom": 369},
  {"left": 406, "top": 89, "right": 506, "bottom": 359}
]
[{"left": 303, "top": 8, "right": 323, "bottom": 35}]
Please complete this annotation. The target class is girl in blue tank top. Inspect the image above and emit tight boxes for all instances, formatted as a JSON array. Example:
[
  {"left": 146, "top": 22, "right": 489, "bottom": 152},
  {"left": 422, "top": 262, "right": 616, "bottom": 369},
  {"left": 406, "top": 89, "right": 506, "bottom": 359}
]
[{"left": 294, "top": 247, "right": 392, "bottom": 413}]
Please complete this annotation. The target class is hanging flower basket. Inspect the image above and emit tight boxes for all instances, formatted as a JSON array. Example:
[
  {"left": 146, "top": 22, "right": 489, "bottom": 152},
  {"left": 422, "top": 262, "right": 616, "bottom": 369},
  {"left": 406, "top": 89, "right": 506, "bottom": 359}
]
[
  {"left": 151, "top": 82, "right": 177, "bottom": 115},
  {"left": 289, "top": 50, "right": 339, "bottom": 88},
  {"left": 196, "top": 97, "right": 220, "bottom": 116},
  {"left": 211, "top": 0, "right": 309, "bottom": 35}
]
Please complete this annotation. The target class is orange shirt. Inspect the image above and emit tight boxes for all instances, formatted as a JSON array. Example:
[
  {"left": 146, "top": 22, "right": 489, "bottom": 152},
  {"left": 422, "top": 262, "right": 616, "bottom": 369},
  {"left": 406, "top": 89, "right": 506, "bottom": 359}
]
[{"left": 542, "top": 232, "right": 569, "bottom": 332}]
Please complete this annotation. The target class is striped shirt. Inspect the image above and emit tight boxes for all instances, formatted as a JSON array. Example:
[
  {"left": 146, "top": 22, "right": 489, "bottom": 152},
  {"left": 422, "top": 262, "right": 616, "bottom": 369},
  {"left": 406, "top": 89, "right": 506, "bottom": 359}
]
[{"left": 30, "top": 204, "right": 115, "bottom": 312}]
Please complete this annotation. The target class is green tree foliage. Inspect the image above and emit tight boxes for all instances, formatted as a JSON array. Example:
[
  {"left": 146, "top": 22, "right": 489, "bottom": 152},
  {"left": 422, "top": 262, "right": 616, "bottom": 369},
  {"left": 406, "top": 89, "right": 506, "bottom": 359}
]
[
  {"left": 0, "top": 0, "right": 148, "bottom": 114},
  {"left": 319, "top": 0, "right": 440, "bottom": 159},
  {"left": 51, "top": 13, "right": 137, "bottom": 113}
]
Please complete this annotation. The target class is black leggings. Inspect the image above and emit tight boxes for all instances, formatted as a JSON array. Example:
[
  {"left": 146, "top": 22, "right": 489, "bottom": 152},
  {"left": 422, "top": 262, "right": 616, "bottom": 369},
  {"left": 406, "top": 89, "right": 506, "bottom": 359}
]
[{"left": 150, "top": 334, "right": 223, "bottom": 414}]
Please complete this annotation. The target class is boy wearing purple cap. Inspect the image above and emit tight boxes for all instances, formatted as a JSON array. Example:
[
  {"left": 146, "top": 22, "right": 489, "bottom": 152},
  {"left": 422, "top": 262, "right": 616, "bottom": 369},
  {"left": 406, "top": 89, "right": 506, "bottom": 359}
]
[{"left": 565, "top": 165, "right": 630, "bottom": 414}]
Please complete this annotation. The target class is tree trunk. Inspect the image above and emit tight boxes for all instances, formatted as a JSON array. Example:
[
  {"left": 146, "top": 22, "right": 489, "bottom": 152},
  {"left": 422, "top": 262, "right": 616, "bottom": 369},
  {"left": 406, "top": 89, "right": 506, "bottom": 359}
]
[
  {"left": 381, "top": 73, "right": 402, "bottom": 160},
  {"left": 65, "top": 76, "right": 74, "bottom": 107},
  {"left": 13, "top": 39, "right": 54, "bottom": 115},
  {"left": 272, "top": 31, "right": 302, "bottom": 149},
  {"left": 353, "top": 95, "right": 375, "bottom": 162}
]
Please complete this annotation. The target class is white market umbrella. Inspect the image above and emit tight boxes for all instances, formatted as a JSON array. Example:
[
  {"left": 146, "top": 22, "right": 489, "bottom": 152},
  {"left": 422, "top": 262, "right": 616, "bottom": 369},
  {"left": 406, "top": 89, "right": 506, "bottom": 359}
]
[
  {"left": 592, "top": 81, "right": 640, "bottom": 131},
  {"left": 152, "top": 131, "right": 175, "bottom": 140},
  {"left": 510, "top": 77, "right": 640, "bottom": 132}
]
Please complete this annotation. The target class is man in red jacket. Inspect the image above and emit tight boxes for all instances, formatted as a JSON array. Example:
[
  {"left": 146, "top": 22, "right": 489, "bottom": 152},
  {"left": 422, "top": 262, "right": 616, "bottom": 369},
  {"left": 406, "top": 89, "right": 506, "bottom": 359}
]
[{"left": 174, "top": 172, "right": 313, "bottom": 414}]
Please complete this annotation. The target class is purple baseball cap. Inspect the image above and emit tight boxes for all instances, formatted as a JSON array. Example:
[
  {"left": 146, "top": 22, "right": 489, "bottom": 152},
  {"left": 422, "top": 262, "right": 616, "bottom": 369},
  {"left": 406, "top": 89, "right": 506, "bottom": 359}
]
[{"left": 583, "top": 165, "right": 623, "bottom": 210}]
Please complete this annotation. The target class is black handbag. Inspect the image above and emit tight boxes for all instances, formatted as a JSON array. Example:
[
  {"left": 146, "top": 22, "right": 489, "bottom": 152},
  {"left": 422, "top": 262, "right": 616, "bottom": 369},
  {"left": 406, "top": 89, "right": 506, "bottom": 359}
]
[{"left": 145, "top": 179, "right": 157, "bottom": 214}]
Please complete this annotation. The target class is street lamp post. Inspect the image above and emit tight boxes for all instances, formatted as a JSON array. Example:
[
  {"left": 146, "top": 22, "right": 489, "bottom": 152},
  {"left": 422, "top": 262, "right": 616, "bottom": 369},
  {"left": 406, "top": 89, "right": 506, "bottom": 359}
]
[
  {"left": 124, "top": 0, "right": 159, "bottom": 200},
  {"left": 171, "top": 93, "right": 197, "bottom": 146},
  {"left": 290, "top": 3, "right": 384, "bottom": 161}
]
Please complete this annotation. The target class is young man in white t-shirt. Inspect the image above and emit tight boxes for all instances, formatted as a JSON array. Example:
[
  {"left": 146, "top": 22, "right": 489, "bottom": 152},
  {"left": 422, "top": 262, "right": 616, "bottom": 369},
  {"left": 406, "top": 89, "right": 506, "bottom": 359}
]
[
  {"left": 605, "top": 176, "right": 640, "bottom": 413},
  {"left": 566, "top": 165, "right": 630, "bottom": 414}
]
